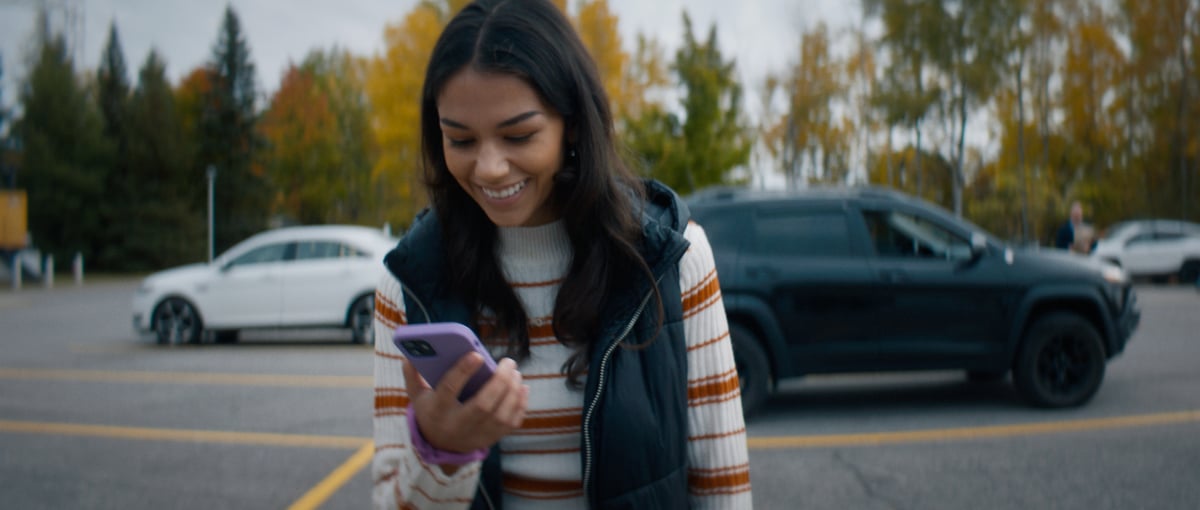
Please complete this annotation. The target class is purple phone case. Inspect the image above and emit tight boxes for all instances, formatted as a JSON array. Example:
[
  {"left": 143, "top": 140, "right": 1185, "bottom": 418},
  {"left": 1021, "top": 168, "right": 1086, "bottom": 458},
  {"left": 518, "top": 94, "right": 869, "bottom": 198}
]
[{"left": 393, "top": 322, "right": 497, "bottom": 401}]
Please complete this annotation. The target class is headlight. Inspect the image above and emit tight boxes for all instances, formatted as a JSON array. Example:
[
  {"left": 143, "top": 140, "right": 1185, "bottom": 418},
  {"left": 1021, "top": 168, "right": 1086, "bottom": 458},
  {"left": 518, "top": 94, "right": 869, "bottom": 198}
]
[
  {"left": 1101, "top": 265, "right": 1128, "bottom": 285},
  {"left": 136, "top": 281, "right": 154, "bottom": 295}
]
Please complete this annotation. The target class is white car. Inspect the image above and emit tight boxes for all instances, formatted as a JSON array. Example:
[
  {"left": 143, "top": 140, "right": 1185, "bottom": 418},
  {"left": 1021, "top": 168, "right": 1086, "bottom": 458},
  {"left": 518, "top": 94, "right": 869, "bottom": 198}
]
[
  {"left": 1091, "top": 219, "right": 1200, "bottom": 283},
  {"left": 132, "top": 225, "right": 397, "bottom": 345}
]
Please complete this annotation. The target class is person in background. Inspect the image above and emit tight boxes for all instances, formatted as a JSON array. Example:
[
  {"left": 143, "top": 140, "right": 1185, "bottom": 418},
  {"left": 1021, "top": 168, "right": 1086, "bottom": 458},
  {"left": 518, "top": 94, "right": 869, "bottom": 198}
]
[
  {"left": 1056, "top": 200, "right": 1095, "bottom": 254},
  {"left": 370, "top": 0, "right": 752, "bottom": 508}
]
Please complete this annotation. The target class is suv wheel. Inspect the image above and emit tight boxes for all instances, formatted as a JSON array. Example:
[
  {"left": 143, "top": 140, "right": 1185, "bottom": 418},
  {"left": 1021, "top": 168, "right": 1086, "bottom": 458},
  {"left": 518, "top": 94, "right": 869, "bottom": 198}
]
[
  {"left": 1013, "top": 312, "right": 1105, "bottom": 408},
  {"left": 729, "top": 323, "right": 771, "bottom": 417}
]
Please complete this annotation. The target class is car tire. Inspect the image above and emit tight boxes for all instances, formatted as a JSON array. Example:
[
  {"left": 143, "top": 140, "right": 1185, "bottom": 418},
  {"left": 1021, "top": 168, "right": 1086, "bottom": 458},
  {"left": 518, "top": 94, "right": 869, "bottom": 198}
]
[
  {"left": 1180, "top": 260, "right": 1200, "bottom": 285},
  {"left": 153, "top": 297, "right": 202, "bottom": 345},
  {"left": 349, "top": 294, "right": 375, "bottom": 345},
  {"left": 213, "top": 330, "right": 239, "bottom": 344},
  {"left": 1013, "top": 312, "right": 1106, "bottom": 408},
  {"left": 729, "top": 323, "right": 771, "bottom": 417}
]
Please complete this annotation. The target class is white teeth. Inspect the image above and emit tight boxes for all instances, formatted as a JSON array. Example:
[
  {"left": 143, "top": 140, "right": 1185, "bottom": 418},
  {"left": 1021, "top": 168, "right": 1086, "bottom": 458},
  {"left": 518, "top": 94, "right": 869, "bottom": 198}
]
[{"left": 481, "top": 181, "right": 526, "bottom": 199}]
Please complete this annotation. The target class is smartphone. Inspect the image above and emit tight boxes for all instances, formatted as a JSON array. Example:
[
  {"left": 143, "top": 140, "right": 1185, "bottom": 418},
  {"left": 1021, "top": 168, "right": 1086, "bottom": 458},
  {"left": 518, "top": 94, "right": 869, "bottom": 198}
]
[{"left": 393, "top": 322, "right": 497, "bottom": 401}]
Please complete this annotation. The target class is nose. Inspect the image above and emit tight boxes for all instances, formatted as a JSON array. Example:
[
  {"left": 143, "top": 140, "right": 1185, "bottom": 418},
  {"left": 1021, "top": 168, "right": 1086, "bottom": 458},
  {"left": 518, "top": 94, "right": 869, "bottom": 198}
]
[{"left": 475, "top": 141, "right": 508, "bottom": 180}]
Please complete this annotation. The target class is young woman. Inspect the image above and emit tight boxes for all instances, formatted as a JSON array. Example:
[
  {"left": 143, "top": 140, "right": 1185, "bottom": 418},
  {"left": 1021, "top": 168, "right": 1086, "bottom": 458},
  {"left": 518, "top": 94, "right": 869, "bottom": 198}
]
[{"left": 372, "top": 0, "right": 751, "bottom": 508}]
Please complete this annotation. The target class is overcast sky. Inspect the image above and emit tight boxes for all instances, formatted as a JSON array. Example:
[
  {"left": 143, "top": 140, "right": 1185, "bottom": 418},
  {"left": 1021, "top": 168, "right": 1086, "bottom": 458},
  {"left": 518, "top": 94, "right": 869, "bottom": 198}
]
[{"left": 1, "top": 0, "right": 861, "bottom": 118}]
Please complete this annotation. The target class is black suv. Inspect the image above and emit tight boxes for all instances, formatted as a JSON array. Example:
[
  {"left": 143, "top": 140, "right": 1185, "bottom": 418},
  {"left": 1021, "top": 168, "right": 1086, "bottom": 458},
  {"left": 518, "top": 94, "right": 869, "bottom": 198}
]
[{"left": 688, "top": 186, "right": 1141, "bottom": 415}]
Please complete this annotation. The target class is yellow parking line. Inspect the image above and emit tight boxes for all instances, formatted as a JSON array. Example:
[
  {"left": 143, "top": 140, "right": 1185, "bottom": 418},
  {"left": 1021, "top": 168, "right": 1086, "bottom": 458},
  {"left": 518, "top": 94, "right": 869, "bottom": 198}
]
[
  {"left": 287, "top": 441, "right": 375, "bottom": 510},
  {"left": 747, "top": 409, "right": 1200, "bottom": 449},
  {"left": 0, "top": 368, "right": 372, "bottom": 388},
  {"left": 0, "top": 419, "right": 368, "bottom": 449}
]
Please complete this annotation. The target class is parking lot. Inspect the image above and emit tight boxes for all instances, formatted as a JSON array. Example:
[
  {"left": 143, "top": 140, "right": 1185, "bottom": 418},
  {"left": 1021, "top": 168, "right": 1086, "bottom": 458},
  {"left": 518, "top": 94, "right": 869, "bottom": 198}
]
[{"left": 2, "top": 278, "right": 1199, "bottom": 509}]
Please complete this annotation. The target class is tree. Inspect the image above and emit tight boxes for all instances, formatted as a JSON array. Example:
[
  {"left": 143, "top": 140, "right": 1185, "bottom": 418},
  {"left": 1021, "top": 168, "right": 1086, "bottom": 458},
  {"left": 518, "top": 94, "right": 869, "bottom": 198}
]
[
  {"left": 575, "top": 0, "right": 632, "bottom": 118},
  {"left": 95, "top": 22, "right": 134, "bottom": 268},
  {"left": 123, "top": 50, "right": 205, "bottom": 269},
  {"left": 366, "top": 2, "right": 448, "bottom": 229},
  {"left": 299, "top": 48, "right": 377, "bottom": 224},
  {"left": 766, "top": 23, "right": 850, "bottom": 187},
  {"left": 200, "top": 5, "right": 267, "bottom": 253},
  {"left": 16, "top": 34, "right": 111, "bottom": 265},
  {"left": 933, "top": 0, "right": 1024, "bottom": 217},
  {"left": 625, "top": 13, "right": 752, "bottom": 194},
  {"left": 260, "top": 64, "right": 339, "bottom": 225},
  {"left": 866, "top": 0, "right": 943, "bottom": 201}
]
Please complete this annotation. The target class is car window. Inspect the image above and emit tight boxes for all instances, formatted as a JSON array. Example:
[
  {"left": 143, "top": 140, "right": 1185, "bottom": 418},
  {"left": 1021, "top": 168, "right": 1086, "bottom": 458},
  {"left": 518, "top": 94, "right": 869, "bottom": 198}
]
[
  {"left": 694, "top": 208, "right": 748, "bottom": 256},
  {"left": 1126, "top": 232, "right": 1155, "bottom": 247},
  {"left": 864, "top": 210, "right": 971, "bottom": 261},
  {"left": 750, "top": 209, "right": 851, "bottom": 257},
  {"left": 294, "top": 241, "right": 366, "bottom": 260},
  {"left": 227, "top": 243, "right": 289, "bottom": 268}
]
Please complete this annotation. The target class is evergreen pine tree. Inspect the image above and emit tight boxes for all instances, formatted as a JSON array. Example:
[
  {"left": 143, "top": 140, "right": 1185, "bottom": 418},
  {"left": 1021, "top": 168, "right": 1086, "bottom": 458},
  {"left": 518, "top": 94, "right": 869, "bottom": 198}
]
[
  {"left": 200, "top": 5, "right": 267, "bottom": 253},
  {"left": 16, "top": 35, "right": 111, "bottom": 265}
]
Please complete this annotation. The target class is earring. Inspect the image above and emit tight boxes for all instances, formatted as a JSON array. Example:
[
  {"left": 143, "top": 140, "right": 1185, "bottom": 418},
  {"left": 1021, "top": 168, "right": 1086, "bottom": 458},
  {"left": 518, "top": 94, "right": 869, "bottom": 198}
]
[{"left": 569, "top": 148, "right": 576, "bottom": 159}]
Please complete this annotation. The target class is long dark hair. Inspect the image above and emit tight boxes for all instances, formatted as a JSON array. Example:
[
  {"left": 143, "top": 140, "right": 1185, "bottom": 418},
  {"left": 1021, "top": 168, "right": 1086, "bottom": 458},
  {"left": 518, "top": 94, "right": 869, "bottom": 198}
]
[{"left": 419, "top": 0, "right": 658, "bottom": 385}]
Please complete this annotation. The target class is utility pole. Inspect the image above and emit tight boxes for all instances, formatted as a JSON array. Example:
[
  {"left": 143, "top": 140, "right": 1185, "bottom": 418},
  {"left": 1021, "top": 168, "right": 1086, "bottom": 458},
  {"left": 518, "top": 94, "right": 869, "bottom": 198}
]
[{"left": 207, "top": 165, "right": 215, "bottom": 262}]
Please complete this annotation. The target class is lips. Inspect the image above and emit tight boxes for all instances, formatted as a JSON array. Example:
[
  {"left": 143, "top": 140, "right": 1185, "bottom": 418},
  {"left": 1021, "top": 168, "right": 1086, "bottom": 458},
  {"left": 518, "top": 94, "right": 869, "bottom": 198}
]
[{"left": 481, "top": 180, "right": 527, "bottom": 199}]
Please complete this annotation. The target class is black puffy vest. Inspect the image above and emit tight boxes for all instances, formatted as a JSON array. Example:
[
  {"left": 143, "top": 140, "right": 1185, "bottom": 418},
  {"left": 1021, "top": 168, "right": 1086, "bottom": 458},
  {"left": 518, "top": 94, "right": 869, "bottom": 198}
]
[{"left": 384, "top": 180, "right": 692, "bottom": 509}]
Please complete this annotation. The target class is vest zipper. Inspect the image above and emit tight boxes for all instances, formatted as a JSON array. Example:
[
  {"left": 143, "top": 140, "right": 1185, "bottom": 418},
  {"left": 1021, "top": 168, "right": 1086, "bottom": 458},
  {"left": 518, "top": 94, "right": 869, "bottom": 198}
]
[{"left": 581, "top": 282, "right": 659, "bottom": 502}]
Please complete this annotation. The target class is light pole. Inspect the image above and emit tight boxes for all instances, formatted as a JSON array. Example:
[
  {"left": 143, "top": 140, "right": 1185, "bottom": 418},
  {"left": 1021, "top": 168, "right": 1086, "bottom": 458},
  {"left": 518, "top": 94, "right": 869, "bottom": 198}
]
[{"left": 206, "top": 165, "right": 216, "bottom": 263}]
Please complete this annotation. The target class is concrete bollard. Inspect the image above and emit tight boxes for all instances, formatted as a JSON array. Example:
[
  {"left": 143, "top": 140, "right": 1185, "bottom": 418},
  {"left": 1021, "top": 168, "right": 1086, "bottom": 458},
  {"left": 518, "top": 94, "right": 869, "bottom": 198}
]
[
  {"left": 45, "top": 255, "right": 54, "bottom": 288},
  {"left": 73, "top": 252, "right": 83, "bottom": 286}
]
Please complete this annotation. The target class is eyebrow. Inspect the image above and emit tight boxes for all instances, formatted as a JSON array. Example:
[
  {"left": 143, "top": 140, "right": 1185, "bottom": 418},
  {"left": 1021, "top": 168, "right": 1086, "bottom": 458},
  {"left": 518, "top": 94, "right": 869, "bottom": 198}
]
[{"left": 440, "top": 110, "right": 542, "bottom": 130}]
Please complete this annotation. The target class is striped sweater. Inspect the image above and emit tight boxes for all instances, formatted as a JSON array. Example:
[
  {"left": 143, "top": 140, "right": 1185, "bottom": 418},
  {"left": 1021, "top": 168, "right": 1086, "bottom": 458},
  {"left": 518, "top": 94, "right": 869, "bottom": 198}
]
[{"left": 372, "top": 219, "right": 752, "bottom": 509}]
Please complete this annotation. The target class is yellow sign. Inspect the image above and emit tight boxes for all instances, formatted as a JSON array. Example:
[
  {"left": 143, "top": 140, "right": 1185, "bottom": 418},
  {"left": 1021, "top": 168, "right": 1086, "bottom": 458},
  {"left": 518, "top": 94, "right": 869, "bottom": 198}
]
[{"left": 1, "top": 190, "right": 28, "bottom": 250}]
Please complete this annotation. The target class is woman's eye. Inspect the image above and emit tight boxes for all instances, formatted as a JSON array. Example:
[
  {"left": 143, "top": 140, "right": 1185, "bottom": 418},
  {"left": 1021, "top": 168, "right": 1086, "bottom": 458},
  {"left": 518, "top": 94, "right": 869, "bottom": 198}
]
[
  {"left": 447, "top": 137, "right": 475, "bottom": 148},
  {"left": 505, "top": 133, "right": 534, "bottom": 144}
]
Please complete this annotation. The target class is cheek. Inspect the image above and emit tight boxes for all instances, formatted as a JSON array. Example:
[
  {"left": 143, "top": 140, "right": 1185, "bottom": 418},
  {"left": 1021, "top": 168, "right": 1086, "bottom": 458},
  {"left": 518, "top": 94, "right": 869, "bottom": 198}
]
[{"left": 527, "top": 139, "right": 564, "bottom": 174}]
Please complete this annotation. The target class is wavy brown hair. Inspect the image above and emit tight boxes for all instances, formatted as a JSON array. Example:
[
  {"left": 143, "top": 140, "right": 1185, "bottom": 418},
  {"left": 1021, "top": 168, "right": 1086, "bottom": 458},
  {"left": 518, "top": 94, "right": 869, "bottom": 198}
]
[{"left": 419, "top": 0, "right": 660, "bottom": 385}]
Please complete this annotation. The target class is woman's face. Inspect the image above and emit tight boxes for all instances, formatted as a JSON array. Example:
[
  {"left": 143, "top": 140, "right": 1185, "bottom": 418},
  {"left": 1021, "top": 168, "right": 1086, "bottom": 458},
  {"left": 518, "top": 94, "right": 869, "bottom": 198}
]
[{"left": 436, "top": 68, "right": 566, "bottom": 228}]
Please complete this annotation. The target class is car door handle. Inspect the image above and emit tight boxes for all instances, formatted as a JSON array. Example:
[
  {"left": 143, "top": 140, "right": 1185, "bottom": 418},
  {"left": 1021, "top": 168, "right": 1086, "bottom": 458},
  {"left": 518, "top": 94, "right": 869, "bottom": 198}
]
[{"left": 879, "top": 269, "right": 910, "bottom": 283}]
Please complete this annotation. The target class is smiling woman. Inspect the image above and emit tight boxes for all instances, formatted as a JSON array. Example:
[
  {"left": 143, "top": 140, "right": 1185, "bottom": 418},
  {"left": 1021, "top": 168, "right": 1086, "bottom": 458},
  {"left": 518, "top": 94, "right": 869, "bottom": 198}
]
[{"left": 371, "top": 0, "right": 751, "bottom": 508}]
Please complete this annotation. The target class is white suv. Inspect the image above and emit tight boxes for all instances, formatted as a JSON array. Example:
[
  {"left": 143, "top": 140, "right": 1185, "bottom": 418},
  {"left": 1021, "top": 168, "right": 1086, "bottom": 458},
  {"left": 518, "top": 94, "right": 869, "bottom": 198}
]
[{"left": 1091, "top": 220, "right": 1200, "bottom": 283}]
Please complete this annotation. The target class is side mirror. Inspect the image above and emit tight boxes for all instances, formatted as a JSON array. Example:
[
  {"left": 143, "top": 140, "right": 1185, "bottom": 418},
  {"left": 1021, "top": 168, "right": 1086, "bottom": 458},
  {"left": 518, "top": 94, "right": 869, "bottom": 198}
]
[{"left": 970, "top": 232, "right": 988, "bottom": 259}]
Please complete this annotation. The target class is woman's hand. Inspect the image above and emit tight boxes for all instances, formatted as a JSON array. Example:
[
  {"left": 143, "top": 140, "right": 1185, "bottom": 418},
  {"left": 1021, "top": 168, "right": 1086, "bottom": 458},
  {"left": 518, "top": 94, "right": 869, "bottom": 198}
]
[{"left": 403, "top": 353, "right": 529, "bottom": 464}]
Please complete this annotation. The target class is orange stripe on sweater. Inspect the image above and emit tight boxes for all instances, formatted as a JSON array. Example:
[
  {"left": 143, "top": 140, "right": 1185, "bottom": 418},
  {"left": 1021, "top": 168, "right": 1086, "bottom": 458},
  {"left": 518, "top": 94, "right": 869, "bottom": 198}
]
[
  {"left": 690, "top": 367, "right": 738, "bottom": 386},
  {"left": 509, "top": 278, "right": 564, "bottom": 288},
  {"left": 503, "top": 473, "right": 584, "bottom": 500},
  {"left": 682, "top": 273, "right": 722, "bottom": 320},
  {"left": 523, "top": 372, "right": 569, "bottom": 380},
  {"left": 375, "top": 394, "right": 410, "bottom": 411},
  {"left": 689, "top": 426, "right": 747, "bottom": 442},
  {"left": 688, "top": 464, "right": 751, "bottom": 491},
  {"left": 375, "top": 290, "right": 406, "bottom": 327},
  {"left": 376, "top": 350, "right": 406, "bottom": 360},
  {"left": 520, "top": 412, "right": 582, "bottom": 432},
  {"left": 502, "top": 446, "right": 581, "bottom": 455},
  {"left": 688, "top": 371, "right": 740, "bottom": 404},
  {"left": 682, "top": 268, "right": 717, "bottom": 300},
  {"left": 412, "top": 484, "right": 475, "bottom": 504},
  {"left": 687, "top": 331, "right": 731, "bottom": 352}
]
